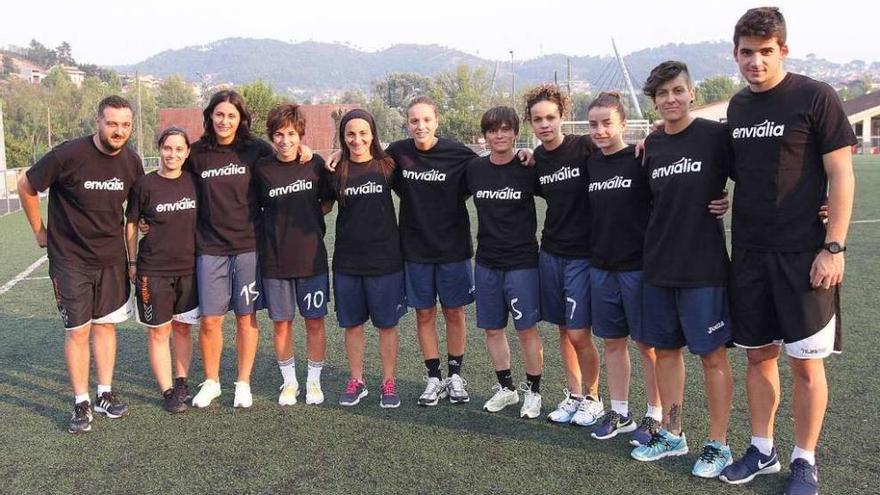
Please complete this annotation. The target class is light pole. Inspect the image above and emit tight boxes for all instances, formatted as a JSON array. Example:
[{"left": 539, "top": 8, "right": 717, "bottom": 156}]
[{"left": 509, "top": 50, "right": 515, "bottom": 103}]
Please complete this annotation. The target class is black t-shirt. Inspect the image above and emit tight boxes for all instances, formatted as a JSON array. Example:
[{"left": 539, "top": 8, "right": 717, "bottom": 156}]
[
  {"left": 183, "top": 138, "right": 274, "bottom": 256},
  {"left": 535, "top": 134, "right": 595, "bottom": 258},
  {"left": 327, "top": 160, "right": 402, "bottom": 276},
  {"left": 254, "top": 154, "right": 333, "bottom": 279},
  {"left": 586, "top": 145, "right": 652, "bottom": 271},
  {"left": 466, "top": 156, "right": 539, "bottom": 270},
  {"left": 727, "top": 72, "right": 857, "bottom": 252},
  {"left": 643, "top": 118, "right": 730, "bottom": 287},
  {"left": 26, "top": 136, "right": 144, "bottom": 268},
  {"left": 125, "top": 171, "right": 198, "bottom": 276},
  {"left": 388, "top": 138, "right": 477, "bottom": 263}
]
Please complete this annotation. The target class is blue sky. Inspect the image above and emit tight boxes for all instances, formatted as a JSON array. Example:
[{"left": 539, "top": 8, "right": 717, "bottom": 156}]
[{"left": 4, "top": 0, "right": 876, "bottom": 65}]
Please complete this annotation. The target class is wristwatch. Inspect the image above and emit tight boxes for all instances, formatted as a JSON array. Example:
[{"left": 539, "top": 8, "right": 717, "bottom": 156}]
[{"left": 822, "top": 242, "right": 846, "bottom": 254}]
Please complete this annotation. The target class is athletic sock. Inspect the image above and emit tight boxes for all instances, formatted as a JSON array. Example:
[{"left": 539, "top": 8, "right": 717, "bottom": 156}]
[
  {"left": 307, "top": 360, "right": 324, "bottom": 382},
  {"left": 74, "top": 393, "right": 90, "bottom": 404},
  {"left": 751, "top": 436, "right": 774, "bottom": 456},
  {"left": 525, "top": 373, "right": 541, "bottom": 393},
  {"left": 425, "top": 358, "right": 442, "bottom": 380},
  {"left": 791, "top": 446, "right": 816, "bottom": 465},
  {"left": 97, "top": 384, "right": 112, "bottom": 396},
  {"left": 569, "top": 392, "right": 584, "bottom": 400},
  {"left": 278, "top": 357, "right": 297, "bottom": 386},
  {"left": 495, "top": 369, "right": 514, "bottom": 390},
  {"left": 611, "top": 400, "right": 629, "bottom": 416},
  {"left": 646, "top": 403, "right": 663, "bottom": 421},
  {"left": 447, "top": 354, "right": 463, "bottom": 376}
]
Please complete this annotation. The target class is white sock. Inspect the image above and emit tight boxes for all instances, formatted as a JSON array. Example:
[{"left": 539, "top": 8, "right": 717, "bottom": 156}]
[
  {"left": 791, "top": 446, "right": 816, "bottom": 465},
  {"left": 611, "top": 400, "right": 629, "bottom": 416},
  {"left": 97, "top": 384, "right": 112, "bottom": 396},
  {"left": 278, "top": 357, "right": 297, "bottom": 386},
  {"left": 307, "top": 360, "right": 324, "bottom": 382},
  {"left": 74, "top": 393, "right": 90, "bottom": 404},
  {"left": 751, "top": 436, "right": 774, "bottom": 456},
  {"left": 646, "top": 404, "right": 663, "bottom": 421}
]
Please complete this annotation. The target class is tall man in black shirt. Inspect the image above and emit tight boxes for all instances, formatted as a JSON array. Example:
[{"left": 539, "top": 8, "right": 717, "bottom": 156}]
[
  {"left": 18, "top": 96, "right": 144, "bottom": 433},
  {"left": 719, "top": 9, "right": 856, "bottom": 495}
]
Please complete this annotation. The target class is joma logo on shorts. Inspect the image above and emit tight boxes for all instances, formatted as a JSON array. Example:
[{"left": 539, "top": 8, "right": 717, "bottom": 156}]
[
  {"left": 707, "top": 321, "right": 725, "bottom": 334},
  {"left": 83, "top": 177, "right": 125, "bottom": 191}
]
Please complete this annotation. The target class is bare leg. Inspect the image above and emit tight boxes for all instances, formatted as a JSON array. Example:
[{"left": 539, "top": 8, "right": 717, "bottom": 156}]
[
  {"left": 558, "top": 327, "right": 582, "bottom": 393},
  {"left": 65, "top": 324, "right": 92, "bottom": 396},
  {"left": 485, "top": 329, "right": 512, "bottom": 372},
  {"left": 235, "top": 313, "right": 259, "bottom": 383},
  {"left": 702, "top": 346, "right": 733, "bottom": 443},
  {"left": 746, "top": 346, "right": 781, "bottom": 439},
  {"left": 304, "top": 317, "right": 326, "bottom": 362},
  {"left": 604, "top": 337, "right": 631, "bottom": 402},
  {"left": 345, "top": 325, "right": 366, "bottom": 381},
  {"left": 147, "top": 323, "right": 173, "bottom": 391},
  {"left": 638, "top": 342, "right": 661, "bottom": 409},
  {"left": 272, "top": 320, "right": 294, "bottom": 361},
  {"left": 91, "top": 323, "right": 117, "bottom": 388},
  {"left": 442, "top": 306, "right": 467, "bottom": 356},
  {"left": 171, "top": 321, "right": 192, "bottom": 379},
  {"left": 655, "top": 347, "right": 685, "bottom": 434},
  {"left": 517, "top": 327, "right": 544, "bottom": 376},
  {"left": 416, "top": 307, "right": 440, "bottom": 360},
  {"left": 789, "top": 356, "right": 828, "bottom": 452},
  {"left": 568, "top": 328, "right": 600, "bottom": 397},
  {"left": 378, "top": 326, "right": 399, "bottom": 382},
  {"left": 199, "top": 315, "right": 224, "bottom": 381}
]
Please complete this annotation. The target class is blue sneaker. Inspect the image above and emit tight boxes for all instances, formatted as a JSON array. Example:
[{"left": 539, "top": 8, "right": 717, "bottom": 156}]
[
  {"left": 339, "top": 378, "right": 368, "bottom": 406},
  {"left": 692, "top": 440, "right": 733, "bottom": 478},
  {"left": 591, "top": 411, "right": 636, "bottom": 440},
  {"left": 629, "top": 416, "right": 661, "bottom": 446},
  {"left": 784, "top": 459, "right": 818, "bottom": 495},
  {"left": 719, "top": 445, "right": 781, "bottom": 484},
  {"left": 631, "top": 429, "right": 689, "bottom": 461}
]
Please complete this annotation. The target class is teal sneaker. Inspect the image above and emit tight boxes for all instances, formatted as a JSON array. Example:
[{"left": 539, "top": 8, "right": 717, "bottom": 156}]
[
  {"left": 692, "top": 440, "right": 733, "bottom": 478},
  {"left": 630, "top": 429, "right": 689, "bottom": 461}
]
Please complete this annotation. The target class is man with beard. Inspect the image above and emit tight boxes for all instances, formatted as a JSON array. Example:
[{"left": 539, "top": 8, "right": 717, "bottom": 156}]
[{"left": 18, "top": 96, "right": 144, "bottom": 433}]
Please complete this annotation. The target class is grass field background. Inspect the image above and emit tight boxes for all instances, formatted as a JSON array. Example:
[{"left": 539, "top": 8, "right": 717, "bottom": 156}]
[{"left": 1, "top": 157, "right": 877, "bottom": 494}]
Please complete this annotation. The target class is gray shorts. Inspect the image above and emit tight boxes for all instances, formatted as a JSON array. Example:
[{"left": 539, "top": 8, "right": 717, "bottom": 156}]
[
  {"left": 196, "top": 252, "right": 264, "bottom": 316},
  {"left": 263, "top": 273, "right": 330, "bottom": 321}
]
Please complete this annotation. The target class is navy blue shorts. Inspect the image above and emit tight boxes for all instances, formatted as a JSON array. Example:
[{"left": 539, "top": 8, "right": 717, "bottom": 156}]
[
  {"left": 196, "top": 252, "right": 264, "bottom": 316},
  {"left": 333, "top": 270, "right": 406, "bottom": 329},
  {"left": 474, "top": 263, "right": 540, "bottom": 331},
  {"left": 641, "top": 283, "right": 731, "bottom": 355},
  {"left": 590, "top": 268, "right": 644, "bottom": 341},
  {"left": 539, "top": 250, "right": 592, "bottom": 329},
  {"left": 263, "top": 273, "right": 330, "bottom": 321},
  {"left": 404, "top": 259, "right": 475, "bottom": 309}
]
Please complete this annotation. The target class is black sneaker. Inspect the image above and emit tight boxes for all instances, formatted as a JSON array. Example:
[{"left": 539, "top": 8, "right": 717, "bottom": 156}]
[
  {"left": 94, "top": 391, "right": 129, "bottom": 418},
  {"left": 68, "top": 400, "right": 93, "bottom": 434},
  {"left": 163, "top": 388, "right": 187, "bottom": 414},
  {"left": 173, "top": 377, "right": 191, "bottom": 402}
]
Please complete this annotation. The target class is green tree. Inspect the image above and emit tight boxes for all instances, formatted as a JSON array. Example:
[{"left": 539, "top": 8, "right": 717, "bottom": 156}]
[
  {"left": 55, "top": 42, "right": 74, "bottom": 65},
  {"left": 366, "top": 96, "right": 405, "bottom": 143},
  {"left": 570, "top": 92, "right": 592, "bottom": 121},
  {"left": 26, "top": 39, "right": 56, "bottom": 67},
  {"left": 373, "top": 73, "right": 434, "bottom": 109},
  {"left": 697, "top": 76, "right": 739, "bottom": 104},
  {"left": 430, "top": 65, "right": 493, "bottom": 143},
  {"left": 157, "top": 75, "right": 198, "bottom": 109},
  {"left": 339, "top": 89, "right": 366, "bottom": 105},
  {"left": 1, "top": 55, "right": 17, "bottom": 78},
  {"left": 240, "top": 80, "right": 282, "bottom": 137}
]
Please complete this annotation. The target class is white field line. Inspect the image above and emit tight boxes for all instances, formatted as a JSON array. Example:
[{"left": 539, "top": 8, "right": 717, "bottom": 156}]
[{"left": 0, "top": 255, "right": 48, "bottom": 296}]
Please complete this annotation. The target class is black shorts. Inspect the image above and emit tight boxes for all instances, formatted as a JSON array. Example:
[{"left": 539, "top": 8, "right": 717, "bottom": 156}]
[
  {"left": 730, "top": 249, "right": 841, "bottom": 357},
  {"left": 135, "top": 273, "right": 199, "bottom": 327},
  {"left": 49, "top": 261, "right": 131, "bottom": 330}
]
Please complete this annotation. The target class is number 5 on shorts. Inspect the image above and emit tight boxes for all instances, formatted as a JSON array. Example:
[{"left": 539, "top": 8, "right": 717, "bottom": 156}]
[{"left": 240, "top": 282, "right": 260, "bottom": 306}]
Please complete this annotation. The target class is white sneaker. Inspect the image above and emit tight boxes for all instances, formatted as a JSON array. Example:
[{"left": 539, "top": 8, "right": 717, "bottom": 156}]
[
  {"left": 305, "top": 379, "right": 324, "bottom": 405},
  {"left": 483, "top": 383, "right": 519, "bottom": 413},
  {"left": 278, "top": 382, "right": 299, "bottom": 406},
  {"left": 233, "top": 381, "right": 253, "bottom": 408},
  {"left": 418, "top": 376, "right": 448, "bottom": 406},
  {"left": 446, "top": 374, "right": 470, "bottom": 404},
  {"left": 191, "top": 379, "right": 221, "bottom": 408},
  {"left": 520, "top": 385, "right": 542, "bottom": 419},
  {"left": 571, "top": 395, "right": 604, "bottom": 427},
  {"left": 547, "top": 389, "right": 581, "bottom": 423}
]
